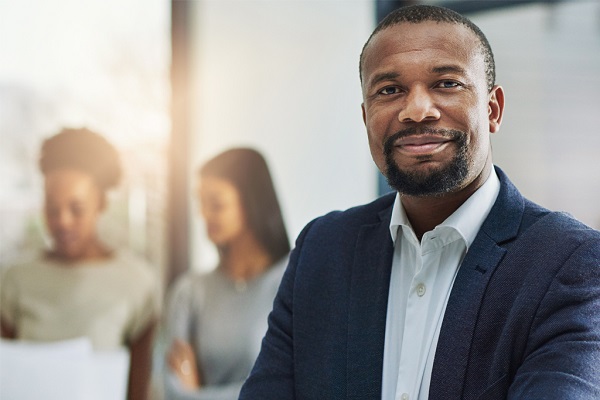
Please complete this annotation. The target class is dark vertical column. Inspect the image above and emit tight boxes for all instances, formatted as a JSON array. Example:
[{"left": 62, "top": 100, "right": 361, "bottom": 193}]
[
  {"left": 167, "top": 0, "right": 193, "bottom": 287},
  {"left": 376, "top": 0, "right": 416, "bottom": 23}
]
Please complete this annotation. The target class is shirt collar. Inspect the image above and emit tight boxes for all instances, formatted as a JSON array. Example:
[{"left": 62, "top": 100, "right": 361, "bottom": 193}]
[{"left": 389, "top": 168, "right": 501, "bottom": 249}]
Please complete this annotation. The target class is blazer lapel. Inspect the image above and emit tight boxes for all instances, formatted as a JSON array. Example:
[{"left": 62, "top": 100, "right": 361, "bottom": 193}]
[
  {"left": 429, "top": 167, "right": 524, "bottom": 400},
  {"left": 347, "top": 207, "right": 394, "bottom": 400},
  {"left": 429, "top": 235, "right": 506, "bottom": 400}
]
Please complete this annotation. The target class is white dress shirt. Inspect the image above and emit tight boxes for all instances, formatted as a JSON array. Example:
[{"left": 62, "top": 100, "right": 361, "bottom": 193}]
[{"left": 381, "top": 170, "right": 500, "bottom": 400}]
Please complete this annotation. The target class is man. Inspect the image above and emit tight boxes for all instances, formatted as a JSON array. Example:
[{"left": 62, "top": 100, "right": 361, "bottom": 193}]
[{"left": 239, "top": 5, "right": 600, "bottom": 400}]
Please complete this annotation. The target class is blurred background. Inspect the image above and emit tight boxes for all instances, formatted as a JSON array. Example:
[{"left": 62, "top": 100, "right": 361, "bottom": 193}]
[{"left": 1, "top": 0, "right": 599, "bottom": 289}]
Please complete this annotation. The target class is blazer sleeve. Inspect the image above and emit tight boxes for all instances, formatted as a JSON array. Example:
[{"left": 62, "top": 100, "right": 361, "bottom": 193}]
[
  {"left": 238, "top": 221, "right": 316, "bottom": 400},
  {"left": 507, "top": 234, "right": 600, "bottom": 399}
]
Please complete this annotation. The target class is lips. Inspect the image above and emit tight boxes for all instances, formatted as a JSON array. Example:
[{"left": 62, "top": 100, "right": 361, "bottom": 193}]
[
  {"left": 53, "top": 231, "right": 79, "bottom": 247},
  {"left": 394, "top": 135, "right": 453, "bottom": 155}
]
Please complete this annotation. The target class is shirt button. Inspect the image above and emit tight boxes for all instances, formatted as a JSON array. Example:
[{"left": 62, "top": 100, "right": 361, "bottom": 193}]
[
  {"left": 401, "top": 393, "right": 409, "bottom": 400},
  {"left": 416, "top": 283, "right": 426, "bottom": 297}
]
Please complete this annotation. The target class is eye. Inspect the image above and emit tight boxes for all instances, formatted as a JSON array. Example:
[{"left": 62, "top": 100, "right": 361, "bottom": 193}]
[
  {"left": 210, "top": 202, "right": 224, "bottom": 213},
  {"left": 201, "top": 197, "right": 225, "bottom": 214},
  {"left": 70, "top": 203, "right": 86, "bottom": 218},
  {"left": 436, "top": 80, "right": 461, "bottom": 89},
  {"left": 378, "top": 86, "right": 401, "bottom": 95}
]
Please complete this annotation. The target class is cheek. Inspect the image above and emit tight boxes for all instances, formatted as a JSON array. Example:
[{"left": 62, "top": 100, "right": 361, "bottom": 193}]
[
  {"left": 68, "top": 209, "right": 101, "bottom": 238},
  {"left": 208, "top": 206, "right": 243, "bottom": 234},
  {"left": 81, "top": 213, "right": 99, "bottom": 232},
  {"left": 366, "top": 106, "right": 397, "bottom": 139},
  {"left": 470, "top": 107, "right": 493, "bottom": 145},
  {"left": 367, "top": 134, "right": 386, "bottom": 172},
  {"left": 43, "top": 211, "right": 56, "bottom": 229},
  {"left": 365, "top": 107, "right": 396, "bottom": 160},
  {"left": 227, "top": 209, "right": 246, "bottom": 234}
]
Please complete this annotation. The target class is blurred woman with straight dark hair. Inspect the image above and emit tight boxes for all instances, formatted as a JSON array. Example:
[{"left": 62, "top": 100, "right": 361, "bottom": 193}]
[{"left": 164, "top": 147, "right": 290, "bottom": 400}]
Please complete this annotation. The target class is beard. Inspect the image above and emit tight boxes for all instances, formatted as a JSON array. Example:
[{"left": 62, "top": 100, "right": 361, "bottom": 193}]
[{"left": 383, "top": 126, "right": 469, "bottom": 197}]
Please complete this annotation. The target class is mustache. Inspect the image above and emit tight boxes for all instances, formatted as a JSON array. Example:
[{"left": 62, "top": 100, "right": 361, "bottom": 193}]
[{"left": 384, "top": 126, "right": 465, "bottom": 154}]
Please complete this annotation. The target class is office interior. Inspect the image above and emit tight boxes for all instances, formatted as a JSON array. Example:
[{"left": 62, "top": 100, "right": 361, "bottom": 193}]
[{"left": 1, "top": 0, "right": 599, "bottom": 396}]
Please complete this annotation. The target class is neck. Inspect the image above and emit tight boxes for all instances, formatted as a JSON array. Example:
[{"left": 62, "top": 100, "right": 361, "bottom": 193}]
[
  {"left": 50, "top": 239, "right": 112, "bottom": 264},
  {"left": 219, "top": 232, "right": 272, "bottom": 282},
  {"left": 401, "top": 163, "right": 492, "bottom": 240}
]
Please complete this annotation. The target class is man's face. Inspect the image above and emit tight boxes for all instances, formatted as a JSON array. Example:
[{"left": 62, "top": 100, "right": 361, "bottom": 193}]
[{"left": 360, "top": 21, "right": 503, "bottom": 197}]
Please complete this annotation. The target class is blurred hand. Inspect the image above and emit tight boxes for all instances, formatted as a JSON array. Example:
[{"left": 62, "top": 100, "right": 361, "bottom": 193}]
[{"left": 167, "top": 339, "right": 202, "bottom": 390}]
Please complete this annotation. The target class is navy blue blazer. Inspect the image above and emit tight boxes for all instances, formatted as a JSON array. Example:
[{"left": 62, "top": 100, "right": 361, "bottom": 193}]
[{"left": 240, "top": 167, "right": 600, "bottom": 399}]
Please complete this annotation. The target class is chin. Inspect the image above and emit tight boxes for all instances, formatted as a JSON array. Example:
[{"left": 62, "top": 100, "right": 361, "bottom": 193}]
[{"left": 208, "top": 235, "right": 226, "bottom": 246}]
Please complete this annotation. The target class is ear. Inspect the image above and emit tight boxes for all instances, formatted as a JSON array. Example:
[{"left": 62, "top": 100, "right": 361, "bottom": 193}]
[
  {"left": 361, "top": 103, "right": 367, "bottom": 126},
  {"left": 488, "top": 85, "right": 505, "bottom": 134}
]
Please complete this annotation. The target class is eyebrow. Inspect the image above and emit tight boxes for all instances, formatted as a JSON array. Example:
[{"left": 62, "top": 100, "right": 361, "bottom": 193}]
[
  {"left": 431, "top": 65, "right": 466, "bottom": 75},
  {"left": 367, "top": 72, "right": 400, "bottom": 89}
]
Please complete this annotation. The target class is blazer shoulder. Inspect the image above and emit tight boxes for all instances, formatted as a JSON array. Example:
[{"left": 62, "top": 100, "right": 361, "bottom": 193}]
[
  {"left": 532, "top": 210, "right": 600, "bottom": 240},
  {"left": 291, "top": 193, "right": 395, "bottom": 251},
  {"left": 312, "top": 192, "right": 395, "bottom": 231},
  {"left": 514, "top": 207, "right": 600, "bottom": 257}
]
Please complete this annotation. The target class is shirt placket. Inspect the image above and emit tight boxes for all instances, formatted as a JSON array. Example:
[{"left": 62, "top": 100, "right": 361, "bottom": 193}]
[{"left": 394, "top": 238, "right": 437, "bottom": 400}]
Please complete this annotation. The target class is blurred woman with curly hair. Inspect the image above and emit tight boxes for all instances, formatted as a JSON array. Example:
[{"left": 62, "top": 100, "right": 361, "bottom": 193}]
[{"left": 0, "top": 127, "right": 159, "bottom": 400}]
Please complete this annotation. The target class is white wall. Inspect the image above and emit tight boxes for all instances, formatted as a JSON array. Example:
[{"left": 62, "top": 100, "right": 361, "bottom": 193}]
[
  {"left": 189, "top": 0, "right": 376, "bottom": 270},
  {"left": 471, "top": 1, "right": 600, "bottom": 228},
  {"left": 0, "top": 0, "right": 170, "bottom": 269}
]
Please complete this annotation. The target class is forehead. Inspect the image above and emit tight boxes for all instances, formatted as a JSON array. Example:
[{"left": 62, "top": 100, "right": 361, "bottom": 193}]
[
  {"left": 44, "top": 169, "right": 100, "bottom": 203},
  {"left": 199, "top": 176, "right": 237, "bottom": 195},
  {"left": 361, "top": 21, "right": 484, "bottom": 83},
  {"left": 45, "top": 169, "right": 95, "bottom": 191}
]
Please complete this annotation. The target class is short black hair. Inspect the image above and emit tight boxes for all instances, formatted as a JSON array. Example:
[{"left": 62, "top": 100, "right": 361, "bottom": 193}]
[
  {"left": 360, "top": 5, "right": 496, "bottom": 91},
  {"left": 200, "top": 148, "right": 290, "bottom": 264},
  {"left": 39, "top": 127, "right": 121, "bottom": 193}
]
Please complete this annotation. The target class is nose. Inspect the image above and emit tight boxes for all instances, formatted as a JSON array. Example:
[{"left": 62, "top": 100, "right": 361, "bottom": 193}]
[
  {"left": 397, "top": 87, "right": 441, "bottom": 123},
  {"left": 51, "top": 208, "right": 73, "bottom": 229}
]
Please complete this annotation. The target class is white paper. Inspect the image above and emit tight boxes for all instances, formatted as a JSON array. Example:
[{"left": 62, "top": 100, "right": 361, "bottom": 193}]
[
  {"left": 92, "top": 347, "right": 131, "bottom": 400},
  {"left": 0, "top": 337, "right": 130, "bottom": 400}
]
